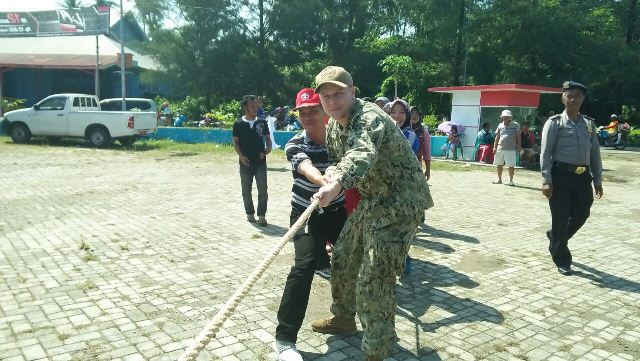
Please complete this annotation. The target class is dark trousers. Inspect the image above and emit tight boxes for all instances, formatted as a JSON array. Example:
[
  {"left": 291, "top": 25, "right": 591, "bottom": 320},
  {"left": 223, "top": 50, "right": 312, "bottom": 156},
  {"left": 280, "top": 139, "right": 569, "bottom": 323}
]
[
  {"left": 548, "top": 167, "right": 594, "bottom": 268},
  {"left": 289, "top": 206, "right": 347, "bottom": 269},
  {"left": 275, "top": 206, "right": 347, "bottom": 343},
  {"left": 239, "top": 161, "right": 268, "bottom": 216}
]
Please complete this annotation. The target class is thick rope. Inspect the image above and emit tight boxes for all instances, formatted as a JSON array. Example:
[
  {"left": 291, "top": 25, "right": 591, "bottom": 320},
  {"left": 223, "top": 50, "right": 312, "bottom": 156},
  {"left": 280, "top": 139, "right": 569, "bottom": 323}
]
[{"left": 178, "top": 198, "right": 321, "bottom": 361}]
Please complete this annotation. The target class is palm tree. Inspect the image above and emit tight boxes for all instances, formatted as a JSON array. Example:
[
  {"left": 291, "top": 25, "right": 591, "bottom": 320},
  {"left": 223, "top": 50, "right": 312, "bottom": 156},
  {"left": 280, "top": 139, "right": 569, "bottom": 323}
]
[{"left": 60, "top": 0, "right": 84, "bottom": 8}]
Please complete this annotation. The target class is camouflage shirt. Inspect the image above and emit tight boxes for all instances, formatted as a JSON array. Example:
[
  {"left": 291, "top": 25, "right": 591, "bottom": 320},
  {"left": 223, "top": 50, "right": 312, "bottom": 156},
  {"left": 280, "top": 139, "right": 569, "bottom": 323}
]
[{"left": 327, "top": 99, "right": 434, "bottom": 213}]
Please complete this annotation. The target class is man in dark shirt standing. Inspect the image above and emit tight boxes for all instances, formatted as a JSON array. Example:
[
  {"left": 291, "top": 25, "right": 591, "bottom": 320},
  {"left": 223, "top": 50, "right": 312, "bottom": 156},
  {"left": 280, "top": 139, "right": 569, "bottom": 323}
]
[{"left": 233, "top": 95, "right": 272, "bottom": 226}]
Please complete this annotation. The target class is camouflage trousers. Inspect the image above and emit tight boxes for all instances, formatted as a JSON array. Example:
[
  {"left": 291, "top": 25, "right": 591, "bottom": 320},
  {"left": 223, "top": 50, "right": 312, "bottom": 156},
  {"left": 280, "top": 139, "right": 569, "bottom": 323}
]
[{"left": 330, "top": 204, "right": 423, "bottom": 358}]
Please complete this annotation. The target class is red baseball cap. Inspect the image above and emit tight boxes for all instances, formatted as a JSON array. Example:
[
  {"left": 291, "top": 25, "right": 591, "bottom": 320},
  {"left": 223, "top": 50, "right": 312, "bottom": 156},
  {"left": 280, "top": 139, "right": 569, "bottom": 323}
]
[{"left": 293, "top": 88, "right": 321, "bottom": 110}]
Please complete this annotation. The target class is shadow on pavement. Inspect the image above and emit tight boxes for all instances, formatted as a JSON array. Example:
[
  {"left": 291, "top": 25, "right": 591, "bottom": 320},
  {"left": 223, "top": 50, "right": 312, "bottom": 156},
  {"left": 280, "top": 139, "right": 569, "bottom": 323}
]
[
  {"left": 300, "top": 334, "right": 442, "bottom": 360},
  {"left": 413, "top": 238, "right": 456, "bottom": 254},
  {"left": 572, "top": 262, "right": 640, "bottom": 294},
  {"left": 512, "top": 184, "right": 544, "bottom": 192},
  {"left": 397, "top": 258, "right": 503, "bottom": 336},
  {"left": 417, "top": 224, "right": 480, "bottom": 244},
  {"left": 250, "top": 222, "right": 290, "bottom": 237}
]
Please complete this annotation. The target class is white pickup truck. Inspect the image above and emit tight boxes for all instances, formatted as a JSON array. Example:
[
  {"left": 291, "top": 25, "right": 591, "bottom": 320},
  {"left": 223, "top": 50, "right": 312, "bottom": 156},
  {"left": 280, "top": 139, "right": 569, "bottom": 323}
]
[{"left": 1, "top": 93, "right": 157, "bottom": 147}]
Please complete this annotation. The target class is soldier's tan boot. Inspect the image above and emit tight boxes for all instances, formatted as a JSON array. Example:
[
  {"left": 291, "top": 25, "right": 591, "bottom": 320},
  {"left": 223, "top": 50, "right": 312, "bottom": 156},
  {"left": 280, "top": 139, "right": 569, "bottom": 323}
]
[{"left": 311, "top": 316, "right": 357, "bottom": 335}]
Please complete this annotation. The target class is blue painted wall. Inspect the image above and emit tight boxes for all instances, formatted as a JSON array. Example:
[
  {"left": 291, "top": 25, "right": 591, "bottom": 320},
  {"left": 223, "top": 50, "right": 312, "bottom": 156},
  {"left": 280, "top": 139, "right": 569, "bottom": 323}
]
[
  {"left": 148, "top": 128, "right": 299, "bottom": 149},
  {"left": 150, "top": 127, "right": 447, "bottom": 156},
  {"left": 431, "top": 136, "right": 447, "bottom": 156}
]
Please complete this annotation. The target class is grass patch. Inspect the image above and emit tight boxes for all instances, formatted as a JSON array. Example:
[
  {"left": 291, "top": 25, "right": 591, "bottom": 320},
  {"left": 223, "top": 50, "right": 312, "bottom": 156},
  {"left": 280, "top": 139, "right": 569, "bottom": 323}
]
[
  {"left": 119, "top": 243, "right": 129, "bottom": 251},
  {"left": 71, "top": 344, "right": 102, "bottom": 361},
  {"left": 82, "top": 252, "right": 98, "bottom": 262},
  {"left": 251, "top": 233, "right": 263, "bottom": 239},
  {"left": 132, "top": 139, "right": 287, "bottom": 159},
  {"left": 493, "top": 343, "right": 507, "bottom": 352},
  {"left": 133, "top": 139, "right": 237, "bottom": 154},
  {"left": 431, "top": 160, "right": 474, "bottom": 172},
  {"left": 79, "top": 239, "right": 90, "bottom": 251},
  {"left": 79, "top": 280, "right": 97, "bottom": 292},
  {"left": 58, "top": 333, "right": 71, "bottom": 342}
]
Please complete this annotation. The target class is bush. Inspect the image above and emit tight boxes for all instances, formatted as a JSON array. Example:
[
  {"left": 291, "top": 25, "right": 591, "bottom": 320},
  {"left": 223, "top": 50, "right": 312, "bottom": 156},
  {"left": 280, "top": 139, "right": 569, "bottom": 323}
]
[
  {"left": 423, "top": 114, "right": 439, "bottom": 133},
  {"left": 628, "top": 128, "right": 640, "bottom": 146},
  {"left": 149, "top": 97, "right": 241, "bottom": 128},
  {"left": 210, "top": 100, "right": 241, "bottom": 127},
  {"left": 1, "top": 97, "right": 26, "bottom": 113}
]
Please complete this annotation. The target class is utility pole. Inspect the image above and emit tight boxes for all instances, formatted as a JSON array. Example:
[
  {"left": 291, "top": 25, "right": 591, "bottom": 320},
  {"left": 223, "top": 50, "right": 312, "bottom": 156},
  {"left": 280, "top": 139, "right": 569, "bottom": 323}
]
[
  {"left": 119, "top": 0, "right": 126, "bottom": 111},
  {"left": 259, "top": 0, "right": 265, "bottom": 95},
  {"left": 95, "top": 35, "right": 100, "bottom": 99}
]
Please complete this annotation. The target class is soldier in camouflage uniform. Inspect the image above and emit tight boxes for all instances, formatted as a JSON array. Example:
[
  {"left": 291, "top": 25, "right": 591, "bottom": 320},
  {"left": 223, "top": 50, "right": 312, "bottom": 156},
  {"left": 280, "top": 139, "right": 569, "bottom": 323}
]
[{"left": 310, "top": 66, "right": 434, "bottom": 361}]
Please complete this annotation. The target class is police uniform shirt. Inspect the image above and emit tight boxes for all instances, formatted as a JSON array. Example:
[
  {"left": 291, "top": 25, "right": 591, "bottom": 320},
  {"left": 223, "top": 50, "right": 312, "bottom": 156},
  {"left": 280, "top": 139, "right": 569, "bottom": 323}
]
[{"left": 540, "top": 111, "right": 603, "bottom": 186}]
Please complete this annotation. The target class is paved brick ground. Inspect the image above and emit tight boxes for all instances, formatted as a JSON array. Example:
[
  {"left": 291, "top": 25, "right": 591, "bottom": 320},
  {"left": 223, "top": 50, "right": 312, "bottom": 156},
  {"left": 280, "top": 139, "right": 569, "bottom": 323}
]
[{"left": 0, "top": 138, "right": 638, "bottom": 361}]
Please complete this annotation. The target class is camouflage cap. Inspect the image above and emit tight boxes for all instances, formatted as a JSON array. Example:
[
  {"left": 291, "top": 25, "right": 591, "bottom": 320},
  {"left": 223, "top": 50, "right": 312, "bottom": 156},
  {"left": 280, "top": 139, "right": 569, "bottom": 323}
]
[
  {"left": 315, "top": 66, "right": 353, "bottom": 93},
  {"left": 562, "top": 81, "right": 587, "bottom": 93}
]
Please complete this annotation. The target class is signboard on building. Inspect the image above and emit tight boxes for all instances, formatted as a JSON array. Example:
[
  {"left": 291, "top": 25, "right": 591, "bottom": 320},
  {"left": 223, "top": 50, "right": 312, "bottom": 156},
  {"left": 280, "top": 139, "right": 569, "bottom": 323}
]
[{"left": 0, "top": 6, "right": 110, "bottom": 37}]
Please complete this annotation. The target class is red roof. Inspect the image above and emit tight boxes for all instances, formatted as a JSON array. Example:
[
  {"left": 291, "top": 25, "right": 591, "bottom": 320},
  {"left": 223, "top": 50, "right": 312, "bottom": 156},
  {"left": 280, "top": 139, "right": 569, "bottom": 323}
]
[{"left": 428, "top": 84, "right": 562, "bottom": 94}]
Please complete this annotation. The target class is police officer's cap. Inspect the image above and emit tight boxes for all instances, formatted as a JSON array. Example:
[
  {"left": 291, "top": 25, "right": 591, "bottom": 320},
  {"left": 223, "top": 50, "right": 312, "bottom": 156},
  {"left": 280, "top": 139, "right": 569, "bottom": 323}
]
[{"left": 562, "top": 81, "right": 587, "bottom": 93}]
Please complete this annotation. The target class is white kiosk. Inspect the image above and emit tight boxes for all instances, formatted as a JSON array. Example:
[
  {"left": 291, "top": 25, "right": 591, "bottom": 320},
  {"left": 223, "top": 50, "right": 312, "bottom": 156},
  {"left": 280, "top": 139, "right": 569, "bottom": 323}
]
[{"left": 428, "top": 84, "right": 561, "bottom": 160}]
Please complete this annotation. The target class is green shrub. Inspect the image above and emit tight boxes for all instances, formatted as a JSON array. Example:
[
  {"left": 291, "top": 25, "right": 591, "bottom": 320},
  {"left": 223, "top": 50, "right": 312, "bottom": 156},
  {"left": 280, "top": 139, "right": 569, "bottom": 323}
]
[
  {"left": 149, "top": 97, "right": 241, "bottom": 127},
  {"left": 628, "top": 128, "right": 640, "bottom": 146},
  {"left": 423, "top": 114, "right": 439, "bottom": 133},
  {"left": 210, "top": 100, "right": 241, "bottom": 126},
  {"left": 174, "top": 96, "right": 208, "bottom": 122},
  {"left": 1, "top": 97, "right": 26, "bottom": 113}
]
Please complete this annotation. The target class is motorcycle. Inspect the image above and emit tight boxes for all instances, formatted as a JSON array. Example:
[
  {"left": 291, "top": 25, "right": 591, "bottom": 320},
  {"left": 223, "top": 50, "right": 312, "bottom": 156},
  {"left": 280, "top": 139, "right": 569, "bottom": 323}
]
[{"left": 597, "top": 126, "right": 628, "bottom": 150}]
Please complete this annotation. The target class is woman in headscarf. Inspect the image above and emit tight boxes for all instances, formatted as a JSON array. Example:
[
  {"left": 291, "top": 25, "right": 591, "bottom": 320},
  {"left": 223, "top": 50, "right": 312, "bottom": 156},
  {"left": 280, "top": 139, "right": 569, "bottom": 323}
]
[
  {"left": 388, "top": 99, "right": 419, "bottom": 155},
  {"left": 411, "top": 106, "right": 431, "bottom": 180},
  {"left": 386, "top": 98, "right": 419, "bottom": 274}
]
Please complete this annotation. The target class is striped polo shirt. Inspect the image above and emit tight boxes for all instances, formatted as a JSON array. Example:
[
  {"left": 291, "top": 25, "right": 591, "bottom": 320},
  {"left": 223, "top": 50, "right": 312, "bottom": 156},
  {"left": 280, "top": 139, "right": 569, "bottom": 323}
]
[{"left": 285, "top": 131, "right": 345, "bottom": 211}]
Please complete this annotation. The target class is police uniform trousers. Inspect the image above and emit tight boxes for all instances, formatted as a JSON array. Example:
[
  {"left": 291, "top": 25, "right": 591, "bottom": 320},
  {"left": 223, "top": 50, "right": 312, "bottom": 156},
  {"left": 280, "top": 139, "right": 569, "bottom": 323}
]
[
  {"left": 329, "top": 201, "right": 423, "bottom": 358},
  {"left": 548, "top": 165, "right": 594, "bottom": 268},
  {"left": 275, "top": 206, "right": 347, "bottom": 343}
]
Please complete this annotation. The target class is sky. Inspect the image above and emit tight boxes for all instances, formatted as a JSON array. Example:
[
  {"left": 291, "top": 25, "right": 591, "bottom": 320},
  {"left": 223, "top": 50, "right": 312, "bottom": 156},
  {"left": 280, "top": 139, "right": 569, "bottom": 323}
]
[{"left": 0, "top": 0, "right": 136, "bottom": 12}]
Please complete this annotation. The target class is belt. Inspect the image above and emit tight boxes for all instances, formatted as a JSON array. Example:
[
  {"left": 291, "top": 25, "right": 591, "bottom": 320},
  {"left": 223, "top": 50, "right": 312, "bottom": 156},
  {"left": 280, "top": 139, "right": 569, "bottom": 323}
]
[{"left": 554, "top": 161, "right": 589, "bottom": 175}]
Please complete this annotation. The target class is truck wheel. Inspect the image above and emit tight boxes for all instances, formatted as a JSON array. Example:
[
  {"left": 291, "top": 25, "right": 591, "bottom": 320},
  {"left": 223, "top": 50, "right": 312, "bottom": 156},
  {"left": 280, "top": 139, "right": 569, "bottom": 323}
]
[
  {"left": 11, "top": 123, "right": 31, "bottom": 144},
  {"left": 119, "top": 136, "right": 136, "bottom": 147},
  {"left": 88, "top": 127, "right": 111, "bottom": 147}
]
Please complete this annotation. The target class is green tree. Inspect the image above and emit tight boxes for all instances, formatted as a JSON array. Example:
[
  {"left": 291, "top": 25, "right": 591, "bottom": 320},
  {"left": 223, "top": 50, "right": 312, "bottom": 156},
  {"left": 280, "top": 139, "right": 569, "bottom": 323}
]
[{"left": 60, "top": 0, "right": 83, "bottom": 8}]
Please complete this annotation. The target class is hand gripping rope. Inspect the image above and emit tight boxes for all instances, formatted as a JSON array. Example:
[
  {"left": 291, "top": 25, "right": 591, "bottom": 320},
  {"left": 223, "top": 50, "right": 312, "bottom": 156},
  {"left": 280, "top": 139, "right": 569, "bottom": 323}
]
[{"left": 178, "top": 198, "right": 321, "bottom": 361}]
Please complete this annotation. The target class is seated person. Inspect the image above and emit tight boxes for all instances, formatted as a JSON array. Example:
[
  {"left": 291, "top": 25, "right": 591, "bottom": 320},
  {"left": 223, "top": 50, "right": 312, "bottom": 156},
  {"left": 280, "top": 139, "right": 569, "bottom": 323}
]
[
  {"left": 445, "top": 125, "right": 462, "bottom": 160},
  {"left": 616, "top": 119, "right": 630, "bottom": 144},
  {"left": 199, "top": 114, "right": 212, "bottom": 127},
  {"left": 475, "top": 122, "right": 494, "bottom": 163},
  {"left": 602, "top": 114, "right": 619, "bottom": 140},
  {"left": 519, "top": 121, "right": 537, "bottom": 165}
]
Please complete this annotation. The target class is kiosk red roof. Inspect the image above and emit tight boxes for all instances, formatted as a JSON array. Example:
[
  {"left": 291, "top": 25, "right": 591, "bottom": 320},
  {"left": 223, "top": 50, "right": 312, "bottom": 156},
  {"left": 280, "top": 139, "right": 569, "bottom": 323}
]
[{"left": 428, "top": 84, "right": 562, "bottom": 94}]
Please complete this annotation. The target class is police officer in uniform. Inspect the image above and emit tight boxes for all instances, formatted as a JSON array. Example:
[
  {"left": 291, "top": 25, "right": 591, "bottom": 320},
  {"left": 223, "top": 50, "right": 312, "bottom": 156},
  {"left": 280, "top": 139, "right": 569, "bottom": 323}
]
[
  {"left": 310, "top": 66, "right": 433, "bottom": 361},
  {"left": 540, "top": 81, "right": 603, "bottom": 276}
]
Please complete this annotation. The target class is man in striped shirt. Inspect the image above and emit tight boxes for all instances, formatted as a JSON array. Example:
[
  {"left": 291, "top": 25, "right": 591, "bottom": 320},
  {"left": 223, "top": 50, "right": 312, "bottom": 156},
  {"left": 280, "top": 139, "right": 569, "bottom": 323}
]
[{"left": 273, "top": 88, "right": 347, "bottom": 361}]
